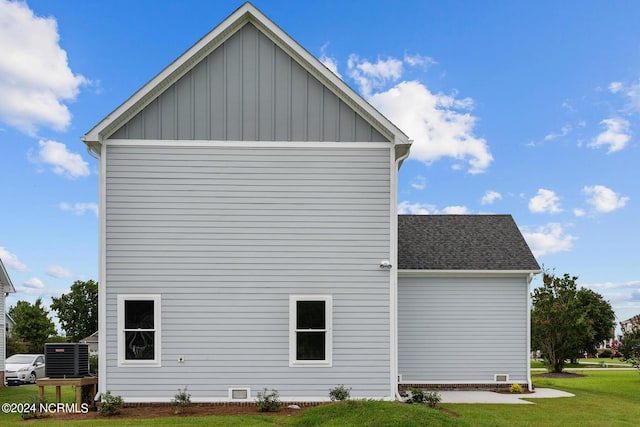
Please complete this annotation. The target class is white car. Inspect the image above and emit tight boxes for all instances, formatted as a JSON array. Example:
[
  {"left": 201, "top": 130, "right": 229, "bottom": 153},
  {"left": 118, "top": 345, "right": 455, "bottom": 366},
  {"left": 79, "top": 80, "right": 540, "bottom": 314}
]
[{"left": 4, "top": 354, "right": 45, "bottom": 385}]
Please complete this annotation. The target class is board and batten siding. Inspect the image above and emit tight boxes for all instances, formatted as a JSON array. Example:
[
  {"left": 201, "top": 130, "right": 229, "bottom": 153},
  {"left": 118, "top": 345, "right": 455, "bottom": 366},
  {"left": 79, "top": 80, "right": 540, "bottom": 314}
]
[
  {"left": 103, "top": 143, "right": 392, "bottom": 400},
  {"left": 398, "top": 275, "right": 529, "bottom": 383},
  {"left": 109, "top": 23, "right": 388, "bottom": 144}
]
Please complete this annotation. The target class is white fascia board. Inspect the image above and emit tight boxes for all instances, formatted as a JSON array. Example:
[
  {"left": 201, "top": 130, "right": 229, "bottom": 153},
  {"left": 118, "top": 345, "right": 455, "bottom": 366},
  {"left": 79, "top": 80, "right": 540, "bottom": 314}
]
[
  {"left": 103, "top": 139, "right": 393, "bottom": 149},
  {"left": 398, "top": 269, "right": 541, "bottom": 278},
  {"left": 83, "top": 3, "right": 410, "bottom": 147},
  {"left": 0, "top": 259, "right": 16, "bottom": 293}
]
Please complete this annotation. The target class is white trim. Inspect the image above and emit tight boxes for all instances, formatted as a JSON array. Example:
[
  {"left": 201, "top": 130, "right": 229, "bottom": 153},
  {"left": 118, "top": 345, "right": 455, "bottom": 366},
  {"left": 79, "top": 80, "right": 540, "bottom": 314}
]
[
  {"left": 103, "top": 139, "right": 392, "bottom": 149},
  {"left": 389, "top": 145, "right": 410, "bottom": 398},
  {"left": 398, "top": 269, "right": 541, "bottom": 278},
  {"left": 117, "top": 294, "right": 162, "bottom": 367},
  {"left": 289, "top": 295, "right": 332, "bottom": 368},
  {"left": 494, "top": 374, "right": 510, "bottom": 382},
  {"left": 526, "top": 272, "right": 535, "bottom": 392},
  {"left": 98, "top": 146, "right": 106, "bottom": 394},
  {"left": 228, "top": 387, "right": 251, "bottom": 400}
]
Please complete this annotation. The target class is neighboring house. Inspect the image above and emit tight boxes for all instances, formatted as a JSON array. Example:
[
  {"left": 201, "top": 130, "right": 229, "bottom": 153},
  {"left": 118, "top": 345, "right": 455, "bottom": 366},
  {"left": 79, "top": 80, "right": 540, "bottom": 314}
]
[
  {"left": 620, "top": 314, "right": 640, "bottom": 335},
  {"left": 82, "top": 3, "right": 539, "bottom": 403},
  {"left": 1, "top": 259, "right": 17, "bottom": 386},
  {"left": 5, "top": 313, "right": 13, "bottom": 337},
  {"left": 80, "top": 331, "right": 99, "bottom": 355}
]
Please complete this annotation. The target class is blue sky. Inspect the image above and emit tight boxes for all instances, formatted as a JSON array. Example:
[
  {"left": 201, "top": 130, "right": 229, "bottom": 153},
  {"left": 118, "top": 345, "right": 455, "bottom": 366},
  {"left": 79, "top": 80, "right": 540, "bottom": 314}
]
[{"left": 1, "top": 0, "right": 639, "bottom": 332}]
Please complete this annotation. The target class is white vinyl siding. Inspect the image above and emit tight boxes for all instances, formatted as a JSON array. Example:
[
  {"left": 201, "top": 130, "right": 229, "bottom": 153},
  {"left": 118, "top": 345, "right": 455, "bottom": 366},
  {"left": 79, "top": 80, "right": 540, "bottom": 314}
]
[
  {"left": 398, "top": 275, "right": 529, "bottom": 384},
  {"left": 103, "top": 143, "right": 392, "bottom": 400}
]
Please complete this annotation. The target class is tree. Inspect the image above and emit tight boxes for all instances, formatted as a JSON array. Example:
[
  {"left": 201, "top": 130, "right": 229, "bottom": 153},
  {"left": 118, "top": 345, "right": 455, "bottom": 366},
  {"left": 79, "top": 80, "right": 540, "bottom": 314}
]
[
  {"left": 51, "top": 279, "right": 98, "bottom": 342},
  {"left": 575, "top": 288, "right": 616, "bottom": 357},
  {"left": 619, "top": 328, "right": 640, "bottom": 372},
  {"left": 531, "top": 272, "right": 615, "bottom": 373},
  {"left": 8, "top": 298, "right": 57, "bottom": 353}
]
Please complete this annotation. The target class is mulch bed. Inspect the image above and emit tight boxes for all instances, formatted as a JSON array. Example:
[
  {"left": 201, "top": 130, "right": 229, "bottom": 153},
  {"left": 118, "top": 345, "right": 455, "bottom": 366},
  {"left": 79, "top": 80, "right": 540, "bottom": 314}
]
[
  {"left": 533, "top": 372, "right": 585, "bottom": 378},
  {"left": 33, "top": 403, "right": 314, "bottom": 421}
]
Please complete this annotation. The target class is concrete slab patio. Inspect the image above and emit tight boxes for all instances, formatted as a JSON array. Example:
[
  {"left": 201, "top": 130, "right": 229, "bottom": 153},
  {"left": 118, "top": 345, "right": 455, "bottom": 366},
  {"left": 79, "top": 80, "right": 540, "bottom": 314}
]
[{"left": 440, "top": 388, "right": 574, "bottom": 404}]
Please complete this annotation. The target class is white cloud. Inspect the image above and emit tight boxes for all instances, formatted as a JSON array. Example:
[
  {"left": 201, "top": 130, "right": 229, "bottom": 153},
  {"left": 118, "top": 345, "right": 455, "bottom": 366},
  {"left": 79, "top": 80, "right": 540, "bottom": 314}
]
[
  {"left": 398, "top": 201, "right": 437, "bottom": 214},
  {"left": 47, "top": 265, "right": 74, "bottom": 278},
  {"left": 398, "top": 201, "right": 470, "bottom": 215},
  {"left": 481, "top": 190, "right": 502, "bottom": 205},
  {"left": 0, "top": 246, "right": 27, "bottom": 271},
  {"left": 529, "top": 189, "right": 562, "bottom": 214},
  {"left": 369, "top": 81, "right": 492, "bottom": 174},
  {"left": 587, "top": 280, "right": 640, "bottom": 291},
  {"left": 573, "top": 208, "right": 586, "bottom": 217},
  {"left": 347, "top": 55, "right": 403, "bottom": 98},
  {"left": 404, "top": 53, "right": 436, "bottom": 68},
  {"left": 31, "top": 140, "right": 90, "bottom": 178},
  {"left": 410, "top": 175, "right": 427, "bottom": 190},
  {"left": 0, "top": 0, "right": 88, "bottom": 135},
  {"left": 609, "top": 81, "right": 623, "bottom": 94},
  {"left": 319, "top": 43, "right": 341, "bottom": 78},
  {"left": 543, "top": 123, "right": 572, "bottom": 141},
  {"left": 589, "top": 118, "right": 631, "bottom": 153},
  {"left": 59, "top": 201, "right": 98, "bottom": 216},
  {"left": 23, "top": 277, "right": 44, "bottom": 289},
  {"left": 521, "top": 223, "right": 576, "bottom": 257},
  {"left": 583, "top": 185, "right": 629, "bottom": 213},
  {"left": 441, "top": 205, "right": 470, "bottom": 214}
]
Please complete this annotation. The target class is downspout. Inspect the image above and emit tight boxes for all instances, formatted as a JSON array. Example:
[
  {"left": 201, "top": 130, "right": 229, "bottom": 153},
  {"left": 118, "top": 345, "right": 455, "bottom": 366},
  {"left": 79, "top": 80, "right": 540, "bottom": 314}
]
[
  {"left": 526, "top": 271, "right": 538, "bottom": 392},
  {"left": 392, "top": 143, "right": 411, "bottom": 401}
]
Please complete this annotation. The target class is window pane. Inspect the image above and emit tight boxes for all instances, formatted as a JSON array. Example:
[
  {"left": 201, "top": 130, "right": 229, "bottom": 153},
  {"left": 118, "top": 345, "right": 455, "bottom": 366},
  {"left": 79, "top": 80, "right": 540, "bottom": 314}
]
[
  {"left": 296, "top": 331, "right": 325, "bottom": 360},
  {"left": 125, "top": 300, "right": 154, "bottom": 329},
  {"left": 296, "top": 301, "right": 325, "bottom": 329},
  {"left": 125, "top": 331, "right": 155, "bottom": 360}
]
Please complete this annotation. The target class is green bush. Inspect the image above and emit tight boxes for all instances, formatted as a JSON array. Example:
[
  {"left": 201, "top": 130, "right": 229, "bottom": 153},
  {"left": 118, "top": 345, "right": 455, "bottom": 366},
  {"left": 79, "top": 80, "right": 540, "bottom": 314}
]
[
  {"left": 98, "top": 391, "right": 123, "bottom": 416},
  {"left": 600, "top": 349, "right": 612, "bottom": 358},
  {"left": 171, "top": 386, "right": 192, "bottom": 414},
  {"left": 405, "top": 387, "right": 441, "bottom": 408},
  {"left": 329, "top": 384, "right": 352, "bottom": 401},
  {"left": 256, "top": 388, "right": 282, "bottom": 412},
  {"left": 20, "top": 396, "right": 47, "bottom": 420},
  {"left": 510, "top": 383, "right": 523, "bottom": 393},
  {"left": 89, "top": 354, "right": 99, "bottom": 375}
]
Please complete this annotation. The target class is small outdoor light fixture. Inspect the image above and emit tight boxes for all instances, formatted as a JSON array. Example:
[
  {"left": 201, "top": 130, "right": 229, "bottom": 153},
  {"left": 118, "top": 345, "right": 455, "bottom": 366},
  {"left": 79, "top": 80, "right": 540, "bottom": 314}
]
[{"left": 379, "top": 260, "right": 392, "bottom": 269}]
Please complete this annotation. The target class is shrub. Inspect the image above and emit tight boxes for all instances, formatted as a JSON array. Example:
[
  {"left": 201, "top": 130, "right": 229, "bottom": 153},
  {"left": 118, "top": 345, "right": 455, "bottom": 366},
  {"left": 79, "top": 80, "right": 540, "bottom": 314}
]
[
  {"left": 405, "top": 387, "right": 441, "bottom": 408},
  {"left": 98, "top": 391, "right": 123, "bottom": 416},
  {"left": 329, "top": 384, "right": 352, "bottom": 401},
  {"left": 172, "top": 386, "right": 192, "bottom": 414},
  {"left": 600, "top": 349, "right": 612, "bottom": 358},
  {"left": 510, "top": 383, "right": 523, "bottom": 394},
  {"left": 20, "top": 396, "right": 47, "bottom": 420},
  {"left": 256, "top": 388, "right": 282, "bottom": 412},
  {"left": 89, "top": 354, "right": 99, "bottom": 375}
]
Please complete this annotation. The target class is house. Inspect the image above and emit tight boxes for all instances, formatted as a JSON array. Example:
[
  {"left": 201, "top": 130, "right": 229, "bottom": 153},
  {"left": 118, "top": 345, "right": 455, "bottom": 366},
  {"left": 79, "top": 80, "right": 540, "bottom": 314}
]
[
  {"left": 80, "top": 331, "right": 99, "bottom": 356},
  {"left": 5, "top": 313, "right": 13, "bottom": 337},
  {"left": 82, "top": 3, "right": 539, "bottom": 403},
  {"left": 1, "top": 259, "right": 17, "bottom": 386},
  {"left": 620, "top": 314, "right": 640, "bottom": 335}
]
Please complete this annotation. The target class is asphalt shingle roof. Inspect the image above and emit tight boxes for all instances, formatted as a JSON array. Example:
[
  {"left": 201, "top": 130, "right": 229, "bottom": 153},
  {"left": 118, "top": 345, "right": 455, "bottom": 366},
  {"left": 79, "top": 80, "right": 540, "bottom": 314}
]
[{"left": 398, "top": 215, "right": 540, "bottom": 271}]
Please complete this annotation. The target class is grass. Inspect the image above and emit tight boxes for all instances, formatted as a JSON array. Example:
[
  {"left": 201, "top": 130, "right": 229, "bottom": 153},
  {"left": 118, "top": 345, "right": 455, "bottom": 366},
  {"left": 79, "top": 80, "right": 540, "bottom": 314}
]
[
  {"left": 1, "top": 370, "right": 638, "bottom": 426},
  {"left": 448, "top": 370, "right": 640, "bottom": 427},
  {"left": 530, "top": 357, "right": 632, "bottom": 369}
]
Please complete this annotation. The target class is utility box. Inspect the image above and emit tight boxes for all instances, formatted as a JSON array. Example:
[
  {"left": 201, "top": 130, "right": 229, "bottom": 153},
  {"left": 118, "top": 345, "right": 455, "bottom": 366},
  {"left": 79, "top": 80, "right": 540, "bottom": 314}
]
[{"left": 45, "top": 343, "right": 90, "bottom": 378}]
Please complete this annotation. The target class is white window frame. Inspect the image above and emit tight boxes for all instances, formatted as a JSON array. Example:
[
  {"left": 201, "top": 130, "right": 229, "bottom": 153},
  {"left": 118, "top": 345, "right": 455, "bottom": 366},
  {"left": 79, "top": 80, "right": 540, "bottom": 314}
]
[
  {"left": 117, "top": 294, "right": 161, "bottom": 367},
  {"left": 289, "top": 295, "right": 332, "bottom": 367}
]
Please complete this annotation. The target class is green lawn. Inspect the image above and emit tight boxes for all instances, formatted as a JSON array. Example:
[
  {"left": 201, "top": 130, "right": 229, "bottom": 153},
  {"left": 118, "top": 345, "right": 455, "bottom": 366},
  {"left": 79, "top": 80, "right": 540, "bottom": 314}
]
[
  {"left": 1, "top": 370, "right": 638, "bottom": 426},
  {"left": 530, "top": 358, "right": 632, "bottom": 369}
]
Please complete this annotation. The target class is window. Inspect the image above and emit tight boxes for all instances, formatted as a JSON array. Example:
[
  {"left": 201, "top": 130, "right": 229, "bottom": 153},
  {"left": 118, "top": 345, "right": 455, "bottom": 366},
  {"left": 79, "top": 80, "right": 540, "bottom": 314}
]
[
  {"left": 117, "top": 295, "right": 161, "bottom": 367},
  {"left": 289, "top": 295, "right": 332, "bottom": 367}
]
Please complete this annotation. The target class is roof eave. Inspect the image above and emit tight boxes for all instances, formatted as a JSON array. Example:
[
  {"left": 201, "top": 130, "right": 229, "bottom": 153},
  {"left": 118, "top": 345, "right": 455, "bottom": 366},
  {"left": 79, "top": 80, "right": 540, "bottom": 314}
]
[
  {"left": 398, "top": 269, "right": 542, "bottom": 277},
  {"left": 0, "top": 260, "right": 16, "bottom": 294}
]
